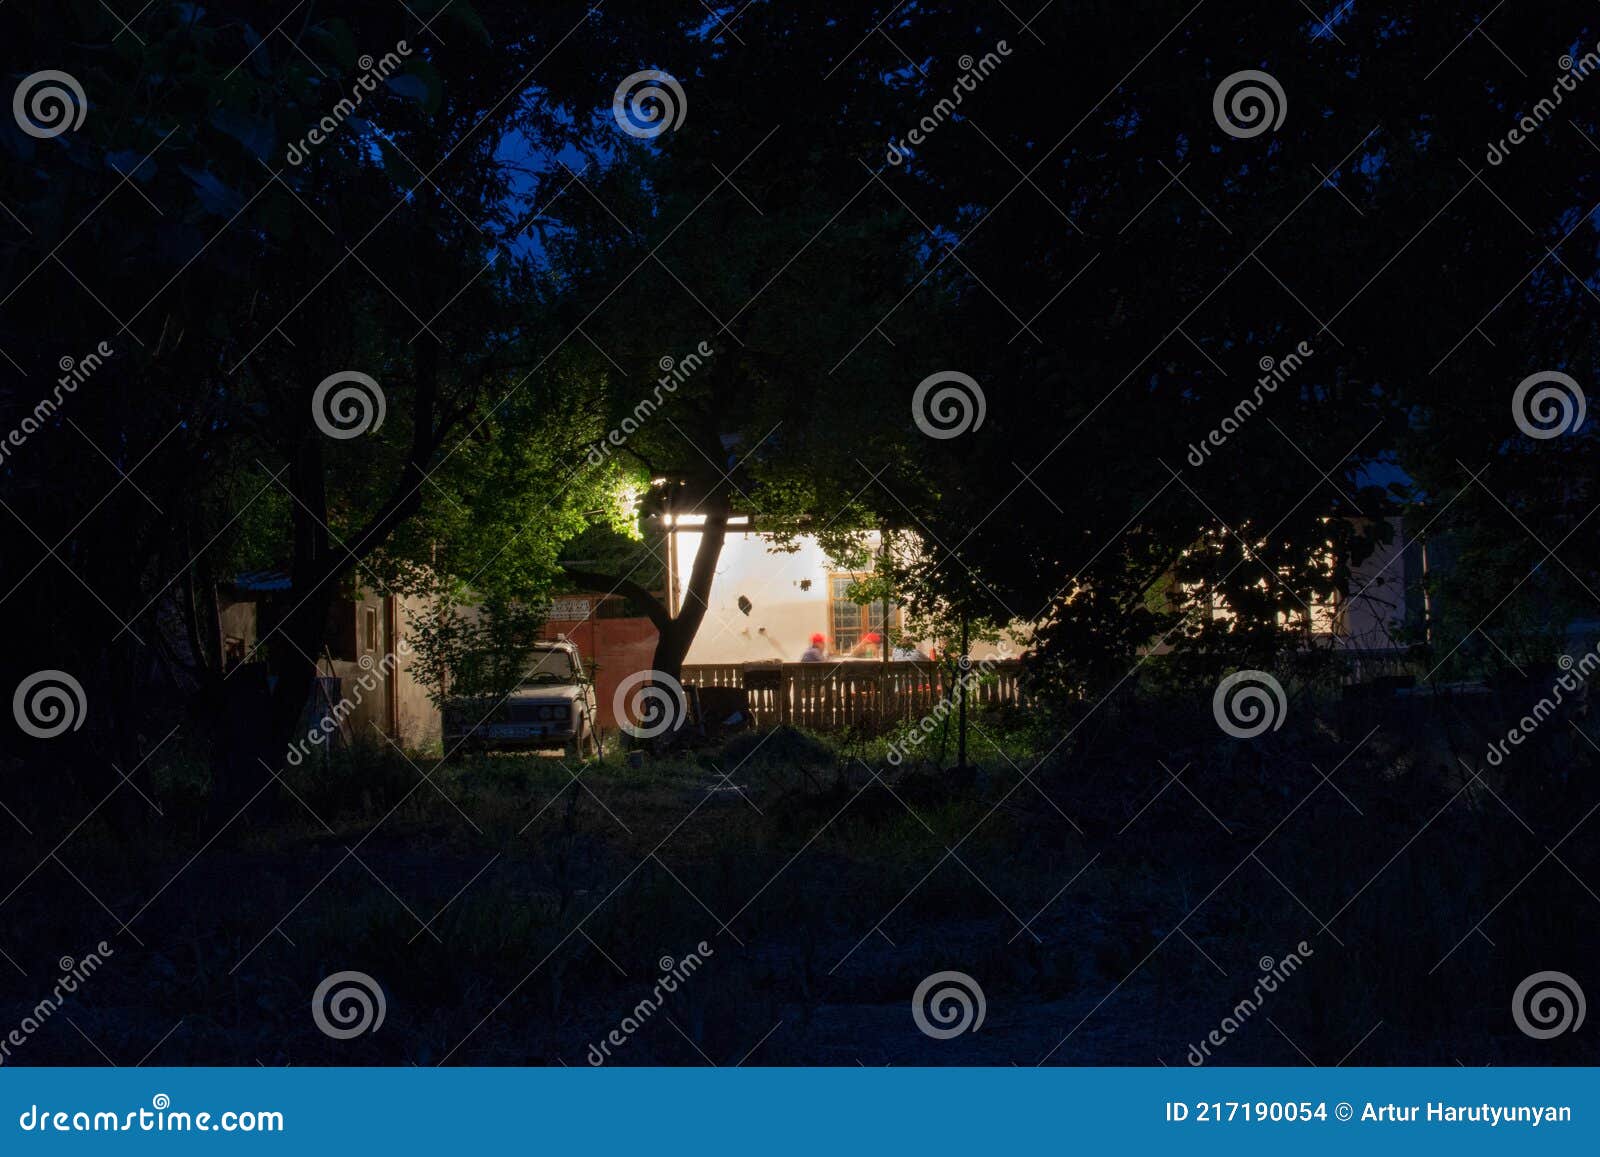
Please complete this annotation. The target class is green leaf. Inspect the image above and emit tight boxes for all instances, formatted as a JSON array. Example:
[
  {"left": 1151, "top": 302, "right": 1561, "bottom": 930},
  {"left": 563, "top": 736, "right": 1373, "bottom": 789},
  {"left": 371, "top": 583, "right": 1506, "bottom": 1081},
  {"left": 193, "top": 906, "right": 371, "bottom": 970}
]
[
  {"left": 387, "top": 59, "right": 444, "bottom": 113},
  {"left": 384, "top": 74, "right": 430, "bottom": 104},
  {"left": 307, "top": 18, "right": 360, "bottom": 70},
  {"left": 446, "top": 2, "right": 493, "bottom": 44},
  {"left": 209, "top": 108, "right": 275, "bottom": 161}
]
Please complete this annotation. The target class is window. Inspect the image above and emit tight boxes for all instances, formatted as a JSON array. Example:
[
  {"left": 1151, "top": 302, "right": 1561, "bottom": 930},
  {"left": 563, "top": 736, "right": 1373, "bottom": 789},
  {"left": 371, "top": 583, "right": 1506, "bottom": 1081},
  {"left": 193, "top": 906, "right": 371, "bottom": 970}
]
[
  {"left": 1278, "top": 595, "right": 1340, "bottom": 636},
  {"left": 828, "top": 573, "right": 902, "bottom": 655},
  {"left": 364, "top": 606, "right": 379, "bottom": 654},
  {"left": 519, "top": 646, "right": 579, "bottom": 686}
]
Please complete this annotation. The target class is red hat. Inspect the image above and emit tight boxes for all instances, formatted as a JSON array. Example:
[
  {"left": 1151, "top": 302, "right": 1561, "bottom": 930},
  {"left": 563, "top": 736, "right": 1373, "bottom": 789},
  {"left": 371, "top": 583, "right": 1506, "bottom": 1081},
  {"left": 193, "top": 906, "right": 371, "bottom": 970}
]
[{"left": 810, "top": 633, "right": 826, "bottom": 646}]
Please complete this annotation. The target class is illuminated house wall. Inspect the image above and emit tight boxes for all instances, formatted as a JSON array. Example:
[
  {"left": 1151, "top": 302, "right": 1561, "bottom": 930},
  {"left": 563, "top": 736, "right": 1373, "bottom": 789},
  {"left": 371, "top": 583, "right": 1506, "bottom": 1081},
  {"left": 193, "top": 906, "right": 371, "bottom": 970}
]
[{"left": 672, "top": 523, "right": 880, "bottom": 665}]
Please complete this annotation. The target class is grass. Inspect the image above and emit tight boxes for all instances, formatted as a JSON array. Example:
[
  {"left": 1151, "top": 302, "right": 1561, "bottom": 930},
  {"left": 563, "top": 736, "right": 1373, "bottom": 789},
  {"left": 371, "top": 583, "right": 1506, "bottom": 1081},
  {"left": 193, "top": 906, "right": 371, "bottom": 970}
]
[{"left": 3, "top": 691, "right": 1598, "bottom": 1067}]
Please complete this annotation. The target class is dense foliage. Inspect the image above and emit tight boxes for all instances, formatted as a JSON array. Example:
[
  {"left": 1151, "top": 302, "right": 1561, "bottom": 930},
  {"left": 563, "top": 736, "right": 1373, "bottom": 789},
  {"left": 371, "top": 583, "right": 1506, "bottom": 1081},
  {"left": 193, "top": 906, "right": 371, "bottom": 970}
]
[{"left": 4, "top": 0, "right": 1598, "bottom": 768}]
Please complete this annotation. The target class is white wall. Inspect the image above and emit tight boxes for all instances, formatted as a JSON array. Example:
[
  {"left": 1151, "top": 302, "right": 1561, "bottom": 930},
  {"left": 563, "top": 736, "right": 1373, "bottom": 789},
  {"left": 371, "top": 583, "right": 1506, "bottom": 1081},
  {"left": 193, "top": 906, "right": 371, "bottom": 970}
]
[
  {"left": 1336, "top": 516, "right": 1407, "bottom": 648},
  {"left": 674, "top": 527, "right": 1017, "bottom": 664},
  {"left": 676, "top": 527, "right": 854, "bottom": 664},
  {"left": 673, "top": 518, "right": 1415, "bottom": 666}
]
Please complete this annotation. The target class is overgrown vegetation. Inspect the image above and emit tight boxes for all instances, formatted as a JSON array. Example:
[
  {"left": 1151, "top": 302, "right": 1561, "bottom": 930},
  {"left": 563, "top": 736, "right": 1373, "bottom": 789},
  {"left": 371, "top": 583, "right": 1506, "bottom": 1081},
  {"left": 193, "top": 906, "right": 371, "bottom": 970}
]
[
  {"left": 5, "top": 0, "right": 1600, "bottom": 1072},
  {"left": 5, "top": 681, "right": 1595, "bottom": 1065}
]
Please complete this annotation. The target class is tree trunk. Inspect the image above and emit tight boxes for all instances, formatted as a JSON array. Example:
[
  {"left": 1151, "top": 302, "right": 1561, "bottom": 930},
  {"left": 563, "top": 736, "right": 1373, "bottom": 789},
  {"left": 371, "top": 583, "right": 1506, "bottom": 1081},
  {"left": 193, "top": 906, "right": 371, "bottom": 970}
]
[
  {"left": 268, "top": 433, "right": 333, "bottom": 754},
  {"left": 561, "top": 492, "right": 731, "bottom": 688},
  {"left": 264, "top": 344, "right": 443, "bottom": 755},
  {"left": 652, "top": 495, "right": 729, "bottom": 684}
]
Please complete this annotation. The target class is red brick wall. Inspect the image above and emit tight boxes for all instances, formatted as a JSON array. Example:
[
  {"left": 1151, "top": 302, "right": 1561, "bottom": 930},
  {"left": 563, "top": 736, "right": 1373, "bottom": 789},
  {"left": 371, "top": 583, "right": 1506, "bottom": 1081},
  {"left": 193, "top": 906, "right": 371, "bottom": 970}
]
[{"left": 541, "top": 611, "right": 659, "bottom": 731}]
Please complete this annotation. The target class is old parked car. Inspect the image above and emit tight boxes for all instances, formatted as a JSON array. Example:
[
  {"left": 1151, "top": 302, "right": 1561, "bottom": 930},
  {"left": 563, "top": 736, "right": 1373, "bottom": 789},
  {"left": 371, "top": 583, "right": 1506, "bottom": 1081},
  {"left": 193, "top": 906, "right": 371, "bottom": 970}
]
[{"left": 444, "top": 640, "right": 600, "bottom": 758}]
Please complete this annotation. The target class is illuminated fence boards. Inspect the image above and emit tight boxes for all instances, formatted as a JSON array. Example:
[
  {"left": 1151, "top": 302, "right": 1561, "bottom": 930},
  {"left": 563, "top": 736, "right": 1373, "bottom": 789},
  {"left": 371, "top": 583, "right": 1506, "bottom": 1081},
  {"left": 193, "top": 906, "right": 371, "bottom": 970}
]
[{"left": 680, "top": 660, "right": 1026, "bottom": 732}]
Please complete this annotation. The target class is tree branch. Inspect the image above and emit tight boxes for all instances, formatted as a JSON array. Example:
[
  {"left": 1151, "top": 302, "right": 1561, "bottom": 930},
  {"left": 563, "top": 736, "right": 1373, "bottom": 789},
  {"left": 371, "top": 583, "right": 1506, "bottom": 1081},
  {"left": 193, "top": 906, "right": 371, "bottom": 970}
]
[{"left": 560, "top": 566, "right": 672, "bottom": 633}]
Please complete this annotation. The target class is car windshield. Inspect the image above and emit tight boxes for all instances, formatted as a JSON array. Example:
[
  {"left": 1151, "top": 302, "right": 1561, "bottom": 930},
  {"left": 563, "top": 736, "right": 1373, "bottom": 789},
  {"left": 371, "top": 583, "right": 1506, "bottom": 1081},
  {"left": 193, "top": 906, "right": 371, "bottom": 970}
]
[{"left": 519, "top": 647, "right": 578, "bottom": 686}]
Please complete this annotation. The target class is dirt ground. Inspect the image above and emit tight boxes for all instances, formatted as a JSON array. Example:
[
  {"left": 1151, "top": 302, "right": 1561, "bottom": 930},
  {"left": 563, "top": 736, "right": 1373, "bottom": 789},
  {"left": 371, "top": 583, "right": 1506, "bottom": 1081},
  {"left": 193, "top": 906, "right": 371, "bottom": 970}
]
[{"left": 3, "top": 711, "right": 1597, "bottom": 1067}]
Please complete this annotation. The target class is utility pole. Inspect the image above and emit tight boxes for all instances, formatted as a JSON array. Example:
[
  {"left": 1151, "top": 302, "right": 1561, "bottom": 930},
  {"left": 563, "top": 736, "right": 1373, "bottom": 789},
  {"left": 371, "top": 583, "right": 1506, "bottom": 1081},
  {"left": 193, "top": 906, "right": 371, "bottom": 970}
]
[
  {"left": 879, "top": 527, "right": 891, "bottom": 729},
  {"left": 880, "top": 526, "right": 892, "bottom": 667},
  {"left": 957, "top": 614, "right": 969, "bottom": 773}
]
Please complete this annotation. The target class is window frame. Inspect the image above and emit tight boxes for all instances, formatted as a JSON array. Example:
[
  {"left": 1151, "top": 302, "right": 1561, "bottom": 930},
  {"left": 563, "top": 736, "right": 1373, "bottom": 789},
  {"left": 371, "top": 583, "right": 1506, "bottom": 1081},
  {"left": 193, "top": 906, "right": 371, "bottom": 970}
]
[{"left": 826, "top": 572, "right": 902, "bottom": 655}]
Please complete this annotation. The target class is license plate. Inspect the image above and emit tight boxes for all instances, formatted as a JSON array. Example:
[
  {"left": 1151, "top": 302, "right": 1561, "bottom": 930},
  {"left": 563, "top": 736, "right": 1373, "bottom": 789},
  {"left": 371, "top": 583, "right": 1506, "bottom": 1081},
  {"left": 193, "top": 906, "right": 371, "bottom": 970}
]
[{"left": 487, "top": 724, "right": 543, "bottom": 739}]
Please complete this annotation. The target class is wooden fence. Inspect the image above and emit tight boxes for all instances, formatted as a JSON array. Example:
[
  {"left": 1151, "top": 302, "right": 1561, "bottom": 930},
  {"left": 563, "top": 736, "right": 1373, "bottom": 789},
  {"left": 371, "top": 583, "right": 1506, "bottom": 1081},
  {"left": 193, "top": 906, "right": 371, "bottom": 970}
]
[{"left": 680, "top": 659, "right": 1026, "bottom": 732}]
